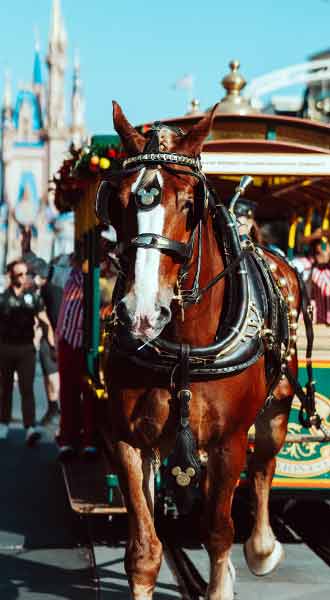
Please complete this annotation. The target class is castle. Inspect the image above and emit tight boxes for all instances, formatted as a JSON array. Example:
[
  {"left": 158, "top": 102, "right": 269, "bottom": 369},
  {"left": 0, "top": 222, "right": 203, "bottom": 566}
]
[{"left": 0, "top": 0, "right": 86, "bottom": 273}]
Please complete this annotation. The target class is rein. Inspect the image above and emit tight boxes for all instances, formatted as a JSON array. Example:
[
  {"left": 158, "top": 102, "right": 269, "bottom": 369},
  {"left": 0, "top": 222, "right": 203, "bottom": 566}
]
[{"left": 180, "top": 246, "right": 251, "bottom": 305}]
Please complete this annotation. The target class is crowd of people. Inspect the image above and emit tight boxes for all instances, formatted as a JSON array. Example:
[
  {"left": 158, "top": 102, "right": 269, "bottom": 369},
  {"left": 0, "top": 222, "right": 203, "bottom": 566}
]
[
  {"left": 292, "top": 229, "right": 330, "bottom": 325},
  {"left": 0, "top": 228, "right": 114, "bottom": 458},
  {"left": 235, "top": 199, "right": 330, "bottom": 326}
]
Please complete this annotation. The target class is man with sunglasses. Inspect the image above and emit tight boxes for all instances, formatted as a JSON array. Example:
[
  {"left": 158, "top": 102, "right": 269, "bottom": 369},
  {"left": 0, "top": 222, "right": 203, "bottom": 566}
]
[{"left": 0, "top": 260, "right": 55, "bottom": 444}]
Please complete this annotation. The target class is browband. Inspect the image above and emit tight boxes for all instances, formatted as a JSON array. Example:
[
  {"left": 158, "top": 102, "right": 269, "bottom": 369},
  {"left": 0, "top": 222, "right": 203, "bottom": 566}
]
[{"left": 123, "top": 152, "right": 200, "bottom": 169}]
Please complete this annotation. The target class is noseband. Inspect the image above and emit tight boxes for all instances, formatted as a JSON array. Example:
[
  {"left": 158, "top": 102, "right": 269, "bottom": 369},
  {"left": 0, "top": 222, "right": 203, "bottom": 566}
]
[{"left": 130, "top": 231, "right": 197, "bottom": 263}]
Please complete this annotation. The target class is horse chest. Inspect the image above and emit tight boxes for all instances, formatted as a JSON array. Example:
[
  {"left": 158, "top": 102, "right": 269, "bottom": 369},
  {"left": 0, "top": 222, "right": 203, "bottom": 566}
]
[{"left": 114, "top": 388, "right": 173, "bottom": 442}]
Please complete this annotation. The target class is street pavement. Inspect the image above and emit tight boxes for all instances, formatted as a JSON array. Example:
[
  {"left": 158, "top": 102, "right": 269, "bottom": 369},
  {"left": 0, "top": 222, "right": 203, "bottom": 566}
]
[
  {"left": 94, "top": 544, "right": 330, "bottom": 599},
  {"left": 1, "top": 363, "right": 329, "bottom": 599},
  {"left": 0, "top": 362, "right": 95, "bottom": 599}
]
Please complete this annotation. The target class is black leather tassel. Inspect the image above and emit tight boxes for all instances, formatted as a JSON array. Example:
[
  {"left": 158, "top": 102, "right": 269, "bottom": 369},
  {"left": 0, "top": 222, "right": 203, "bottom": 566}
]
[
  {"left": 165, "top": 345, "right": 202, "bottom": 514},
  {"left": 166, "top": 413, "right": 201, "bottom": 514}
]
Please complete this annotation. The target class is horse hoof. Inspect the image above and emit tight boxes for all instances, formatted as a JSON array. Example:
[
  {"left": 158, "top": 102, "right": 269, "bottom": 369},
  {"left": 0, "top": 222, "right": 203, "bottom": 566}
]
[
  {"left": 206, "top": 558, "right": 235, "bottom": 600},
  {"left": 222, "top": 557, "right": 235, "bottom": 600},
  {"left": 228, "top": 557, "right": 236, "bottom": 584},
  {"left": 132, "top": 583, "right": 154, "bottom": 600},
  {"left": 244, "top": 538, "right": 284, "bottom": 576}
]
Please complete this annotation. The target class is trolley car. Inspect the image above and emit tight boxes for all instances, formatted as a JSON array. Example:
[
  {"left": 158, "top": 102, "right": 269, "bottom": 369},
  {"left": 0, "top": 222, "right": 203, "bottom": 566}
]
[{"left": 54, "top": 67, "right": 330, "bottom": 515}]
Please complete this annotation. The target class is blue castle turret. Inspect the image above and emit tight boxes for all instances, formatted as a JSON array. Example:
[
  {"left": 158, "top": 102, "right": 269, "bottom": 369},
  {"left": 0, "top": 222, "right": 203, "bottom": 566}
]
[{"left": 33, "top": 40, "right": 43, "bottom": 87}]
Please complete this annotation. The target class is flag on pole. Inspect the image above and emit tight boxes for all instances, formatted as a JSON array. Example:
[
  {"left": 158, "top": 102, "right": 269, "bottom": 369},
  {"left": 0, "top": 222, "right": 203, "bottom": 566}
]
[{"left": 172, "top": 74, "right": 194, "bottom": 90}]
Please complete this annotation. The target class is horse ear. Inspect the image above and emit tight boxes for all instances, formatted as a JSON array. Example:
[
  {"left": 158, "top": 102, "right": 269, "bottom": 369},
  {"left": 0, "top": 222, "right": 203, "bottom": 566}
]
[
  {"left": 178, "top": 103, "right": 218, "bottom": 156},
  {"left": 112, "top": 101, "right": 146, "bottom": 155}
]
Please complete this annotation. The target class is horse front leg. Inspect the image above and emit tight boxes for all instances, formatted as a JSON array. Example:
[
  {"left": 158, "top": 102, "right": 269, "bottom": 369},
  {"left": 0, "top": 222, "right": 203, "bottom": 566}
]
[
  {"left": 113, "top": 441, "right": 162, "bottom": 600},
  {"left": 245, "top": 383, "right": 293, "bottom": 576},
  {"left": 203, "top": 431, "right": 247, "bottom": 600}
]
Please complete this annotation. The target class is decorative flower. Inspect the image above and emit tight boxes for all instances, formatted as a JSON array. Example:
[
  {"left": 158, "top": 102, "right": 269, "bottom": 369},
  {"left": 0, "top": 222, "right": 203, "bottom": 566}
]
[{"left": 53, "top": 142, "right": 122, "bottom": 212}]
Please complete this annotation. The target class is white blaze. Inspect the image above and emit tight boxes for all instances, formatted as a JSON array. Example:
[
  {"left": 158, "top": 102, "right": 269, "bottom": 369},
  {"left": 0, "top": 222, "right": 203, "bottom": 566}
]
[
  {"left": 129, "top": 168, "right": 165, "bottom": 329},
  {"left": 135, "top": 204, "right": 165, "bottom": 324}
]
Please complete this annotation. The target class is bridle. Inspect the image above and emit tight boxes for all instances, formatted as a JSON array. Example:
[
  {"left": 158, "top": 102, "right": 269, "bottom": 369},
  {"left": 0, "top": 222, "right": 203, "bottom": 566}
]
[
  {"left": 96, "top": 116, "right": 256, "bottom": 314},
  {"left": 97, "top": 145, "right": 254, "bottom": 311},
  {"left": 122, "top": 151, "right": 208, "bottom": 264},
  {"left": 97, "top": 147, "right": 212, "bottom": 308}
]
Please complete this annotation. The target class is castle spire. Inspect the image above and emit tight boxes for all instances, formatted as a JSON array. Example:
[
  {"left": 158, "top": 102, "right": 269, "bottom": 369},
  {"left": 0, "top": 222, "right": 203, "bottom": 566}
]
[
  {"left": 49, "top": 0, "right": 66, "bottom": 49},
  {"left": 3, "top": 70, "right": 12, "bottom": 110},
  {"left": 47, "top": 0, "right": 67, "bottom": 131},
  {"left": 71, "top": 50, "right": 86, "bottom": 148},
  {"left": 33, "top": 33, "right": 43, "bottom": 87},
  {"left": 73, "top": 51, "right": 81, "bottom": 96},
  {"left": 32, "top": 34, "right": 44, "bottom": 128},
  {"left": 2, "top": 70, "right": 12, "bottom": 127}
]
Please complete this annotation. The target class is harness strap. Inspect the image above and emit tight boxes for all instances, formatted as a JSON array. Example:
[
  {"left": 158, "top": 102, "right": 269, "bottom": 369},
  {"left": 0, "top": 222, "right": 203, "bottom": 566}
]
[
  {"left": 195, "top": 248, "right": 250, "bottom": 301},
  {"left": 129, "top": 230, "right": 196, "bottom": 262},
  {"left": 166, "top": 344, "right": 202, "bottom": 508},
  {"left": 284, "top": 366, "right": 320, "bottom": 429},
  {"left": 177, "top": 221, "right": 203, "bottom": 305},
  {"left": 295, "top": 269, "right": 314, "bottom": 360},
  {"left": 287, "top": 266, "right": 317, "bottom": 428},
  {"left": 178, "top": 343, "right": 191, "bottom": 427},
  {"left": 123, "top": 152, "right": 200, "bottom": 169},
  {"left": 300, "top": 275, "right": 316, "bottom": 426}
]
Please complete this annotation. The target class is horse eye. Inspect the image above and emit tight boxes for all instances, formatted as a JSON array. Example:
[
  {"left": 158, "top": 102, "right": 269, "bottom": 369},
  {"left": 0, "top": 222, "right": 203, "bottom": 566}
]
[{"left": 182, "top": 199, "right": 193, "bottom": 212}]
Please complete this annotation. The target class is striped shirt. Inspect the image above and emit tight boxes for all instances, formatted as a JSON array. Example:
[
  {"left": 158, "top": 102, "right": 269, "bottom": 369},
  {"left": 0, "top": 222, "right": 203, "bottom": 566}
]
[
  {"left": 292, "top": 257, "right": 330, "bottom": 325},
  {"left": 56, "top": 268, "right": 84, "bottom": 349}
]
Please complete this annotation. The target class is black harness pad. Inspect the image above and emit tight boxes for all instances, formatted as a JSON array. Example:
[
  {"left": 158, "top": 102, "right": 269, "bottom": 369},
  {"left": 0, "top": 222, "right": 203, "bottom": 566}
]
[{"left": 108, "top": 212, "right": 290, "bottom": 384}]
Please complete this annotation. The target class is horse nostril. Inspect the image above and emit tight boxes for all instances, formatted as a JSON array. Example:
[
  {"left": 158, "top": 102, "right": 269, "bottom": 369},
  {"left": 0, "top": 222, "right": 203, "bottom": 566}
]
[
  {"left": 160, "top": 305, "right": 172, "bottom": 323},
  {"left": 116, "top": 300, "right": 130, "bottom": 324}
]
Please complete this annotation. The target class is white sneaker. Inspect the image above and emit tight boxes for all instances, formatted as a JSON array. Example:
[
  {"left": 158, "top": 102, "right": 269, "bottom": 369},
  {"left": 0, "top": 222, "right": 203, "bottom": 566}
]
[
  {"left": 82, "top": 445, "right": 98, "bottom": 458},
  {"left": 57, "top": 445, "right": 75, "bottom": 462},
  {"left": 0, "top": 423, "right": 9, "bottom": 439},
  {"left": 25, "top": 426, "right": 41, "bottom": 446}
]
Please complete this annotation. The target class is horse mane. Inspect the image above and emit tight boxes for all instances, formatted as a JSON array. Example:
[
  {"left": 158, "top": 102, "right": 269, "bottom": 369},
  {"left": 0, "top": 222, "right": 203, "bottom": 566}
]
[{"left": 133, "top": 168, "right": 160, "bottom": 190}]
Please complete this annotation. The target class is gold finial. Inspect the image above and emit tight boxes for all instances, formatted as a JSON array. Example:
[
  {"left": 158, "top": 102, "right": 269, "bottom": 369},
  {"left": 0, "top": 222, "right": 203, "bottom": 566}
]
[
  {"left": 222, "top": 60, "right": 246, "bottom": 95},
  {"left": 186, "top": 98, "right": 202, "bottom": 115},
  {"left": 217, "top": 60, "right": 254, "bottom": 115}
]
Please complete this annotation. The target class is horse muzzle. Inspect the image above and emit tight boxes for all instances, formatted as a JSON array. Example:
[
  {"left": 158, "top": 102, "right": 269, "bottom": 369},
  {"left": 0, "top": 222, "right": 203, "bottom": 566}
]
[{"left": 115, "top": 299, "right": 172, "bottom": 342}]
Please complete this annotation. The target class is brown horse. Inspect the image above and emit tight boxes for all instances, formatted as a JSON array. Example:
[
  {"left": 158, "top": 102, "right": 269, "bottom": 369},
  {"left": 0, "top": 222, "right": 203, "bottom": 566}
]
[{"left": 101, "top": 101, "right": 306, "bottom": 600}]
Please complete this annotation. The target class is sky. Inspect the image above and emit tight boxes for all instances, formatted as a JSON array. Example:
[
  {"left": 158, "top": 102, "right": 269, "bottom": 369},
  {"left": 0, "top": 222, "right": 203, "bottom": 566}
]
[{"left": 0, "top": 0, "right": 330, "bottom": 134}]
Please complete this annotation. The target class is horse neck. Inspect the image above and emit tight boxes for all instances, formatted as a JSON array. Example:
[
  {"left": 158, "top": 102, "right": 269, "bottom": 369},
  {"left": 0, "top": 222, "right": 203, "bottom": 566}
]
[{"left": 172, "top": 216, "right": 225, "bottom": 345}]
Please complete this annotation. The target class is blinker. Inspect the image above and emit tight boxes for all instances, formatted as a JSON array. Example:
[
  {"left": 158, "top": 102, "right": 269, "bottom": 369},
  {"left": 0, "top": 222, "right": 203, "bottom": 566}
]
[{"left": 95, "top": 180, "right": 113, "bottom": 225}]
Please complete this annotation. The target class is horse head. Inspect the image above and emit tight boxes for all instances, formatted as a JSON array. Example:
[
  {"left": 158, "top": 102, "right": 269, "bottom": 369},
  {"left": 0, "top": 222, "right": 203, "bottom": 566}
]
[{"left": 105, "top": 101, "right": 217, "bottom": 342}]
